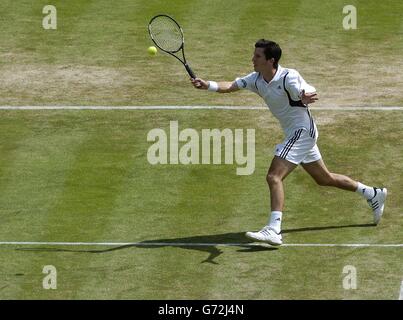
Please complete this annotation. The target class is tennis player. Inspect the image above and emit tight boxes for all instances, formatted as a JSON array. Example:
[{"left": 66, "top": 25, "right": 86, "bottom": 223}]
[{"left": 190, "top": 39, "right": 387, "bottom": 246}]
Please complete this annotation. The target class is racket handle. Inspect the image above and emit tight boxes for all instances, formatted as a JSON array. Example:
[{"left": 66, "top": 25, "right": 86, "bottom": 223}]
[{"left": 185, "top": 64, "right": 196, "bottom": 79}]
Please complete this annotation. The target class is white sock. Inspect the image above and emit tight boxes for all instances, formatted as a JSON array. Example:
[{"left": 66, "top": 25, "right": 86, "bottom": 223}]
[
  {"left": 268, "top": 211, "right": 282, "bottom": 234},
  {"left": 356, "top": 182, "right": 375, "bottom": 200}
]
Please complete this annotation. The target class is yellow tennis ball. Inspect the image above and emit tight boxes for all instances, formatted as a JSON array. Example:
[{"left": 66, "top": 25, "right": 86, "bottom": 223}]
[{"left": 147, "top": 46, "right": 157, "bottom": 56}]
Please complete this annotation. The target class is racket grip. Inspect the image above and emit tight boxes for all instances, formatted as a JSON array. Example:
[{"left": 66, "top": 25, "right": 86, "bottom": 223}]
[{"left": 185, "top": 64, "right": 196, "bottom": 79}]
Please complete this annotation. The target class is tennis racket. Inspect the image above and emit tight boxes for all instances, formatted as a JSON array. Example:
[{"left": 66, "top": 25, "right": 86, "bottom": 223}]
[{"left": 148, "top": 14, "right": 196, "bottom": 79}]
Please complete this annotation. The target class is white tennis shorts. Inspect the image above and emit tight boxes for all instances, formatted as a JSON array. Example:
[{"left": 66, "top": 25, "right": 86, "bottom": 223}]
[{"left": 274, "top": 128, "right": 322, "bottom": 165}]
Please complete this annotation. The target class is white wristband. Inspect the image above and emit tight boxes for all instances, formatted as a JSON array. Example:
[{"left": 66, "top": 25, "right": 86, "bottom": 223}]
[{"left": 208, "top": 81, "right": 219, "bottom": 92}]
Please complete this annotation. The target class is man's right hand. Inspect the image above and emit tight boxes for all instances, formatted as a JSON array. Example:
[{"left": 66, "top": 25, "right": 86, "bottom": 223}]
[{"left": 190, "top": 78, "right": 209, "bottom": 90}]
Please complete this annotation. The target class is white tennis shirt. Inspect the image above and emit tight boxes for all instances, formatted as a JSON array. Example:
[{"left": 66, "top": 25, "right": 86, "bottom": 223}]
[{"left": 235, "top": 65, "right": 317, "bottom": 138}]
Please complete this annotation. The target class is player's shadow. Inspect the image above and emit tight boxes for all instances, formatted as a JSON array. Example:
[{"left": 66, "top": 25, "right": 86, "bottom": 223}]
[
  {"left": 15, "top": 232, "right": 275, "bottom": 265},
  {"left": 281, "top": 223, "right": 375, "bottom": 234},
  {"left": 15, "top": 223, "right": 375, "bottom": 264},
  {"left": 125, "top": 232, "right": 277, "bottom": 264}
]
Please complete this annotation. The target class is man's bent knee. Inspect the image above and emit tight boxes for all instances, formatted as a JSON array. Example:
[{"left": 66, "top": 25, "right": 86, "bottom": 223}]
[{"left": 266, "top": 173, "right": 282, "bottom": 185}]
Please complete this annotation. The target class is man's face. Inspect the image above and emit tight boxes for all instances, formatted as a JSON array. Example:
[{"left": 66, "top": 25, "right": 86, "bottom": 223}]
[{"left": 252, "top": 47, "right": 274, "bottom": 72}]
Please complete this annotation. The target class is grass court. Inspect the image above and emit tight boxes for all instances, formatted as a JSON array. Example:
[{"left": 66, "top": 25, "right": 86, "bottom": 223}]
[{"left": 0, "top": 0, "right": 402, "bottom": 299}]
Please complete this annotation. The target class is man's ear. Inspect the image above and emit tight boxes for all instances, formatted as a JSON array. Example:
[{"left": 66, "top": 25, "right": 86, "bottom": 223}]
[{"left": 267, "top": 57, "right": 275, "bottom": 66}]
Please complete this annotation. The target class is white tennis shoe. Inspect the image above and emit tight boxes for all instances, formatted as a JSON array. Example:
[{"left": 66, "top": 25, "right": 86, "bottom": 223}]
[
  {"left": 245, "top": 226, "right": 282, "bottom": 246},
  {"left": 367, "top": 187, "right": 387, "bottom": 225}
]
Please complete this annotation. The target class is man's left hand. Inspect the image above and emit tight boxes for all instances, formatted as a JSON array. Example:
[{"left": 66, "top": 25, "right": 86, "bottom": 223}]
[{"left": 301, "top": 89, "right": 318, "bottom": 105}]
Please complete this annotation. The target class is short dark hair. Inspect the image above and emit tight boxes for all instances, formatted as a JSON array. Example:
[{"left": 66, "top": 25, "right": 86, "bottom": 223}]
[{"left": 255, "top": 39, "right": 282, "bottom": 68}]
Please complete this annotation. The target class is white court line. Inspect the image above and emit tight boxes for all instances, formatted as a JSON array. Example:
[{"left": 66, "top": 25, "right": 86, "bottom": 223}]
[
  {"left": 0, "top": 106, "right": 403, "bottom": 110},
  {"left": 0, "top": 241, "right": 402, "bottom": 248},
  {"left": 399, "top": 281, "right": 403, "bottom": 300}
]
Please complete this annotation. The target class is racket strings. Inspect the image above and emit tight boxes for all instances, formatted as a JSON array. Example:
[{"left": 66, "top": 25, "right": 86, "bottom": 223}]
[{"left": 149, "top": 17, "right": 183, "bottom": 52}]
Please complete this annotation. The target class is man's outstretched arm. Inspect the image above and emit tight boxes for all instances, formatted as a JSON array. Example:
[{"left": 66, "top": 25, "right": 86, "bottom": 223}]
[{"left": 190, "top": 78, "right": 239, "bottom": 93}]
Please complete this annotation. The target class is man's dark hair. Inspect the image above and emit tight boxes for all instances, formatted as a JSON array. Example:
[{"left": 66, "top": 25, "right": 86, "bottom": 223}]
[{"left": 255, "top": 39, "right": 282, "bottom": 68}]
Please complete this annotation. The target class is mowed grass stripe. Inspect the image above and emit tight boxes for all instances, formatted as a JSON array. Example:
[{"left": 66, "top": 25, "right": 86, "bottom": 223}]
[
  {"left": 0, "top": 112, "right": 96, "bottom": 298},
  {"left": 0, "top": 114, "right": 34, "bottom": 199},
  {"left": 40, "top": 112, "right": 137, "bottom": 242},
  {"left": 0, "top": 113, "right": 91, "bottom": 239},
  {"left": 30, "top": 112, "right": 142, "bottom": 298},
  {"left": 55, "top": 110, "right": 178, "bottom": 298}
]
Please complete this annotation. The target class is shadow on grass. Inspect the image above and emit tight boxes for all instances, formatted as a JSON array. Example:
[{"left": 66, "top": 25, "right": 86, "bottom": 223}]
[
  {"left": 15, "top": 232, "right": 276, "bottom": 264},
  {"left": 15, "top": 223, "right": 376, "bottom": 264},
  {"left": 282, "top": 223, "right": 376, "bottom": 234}
]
